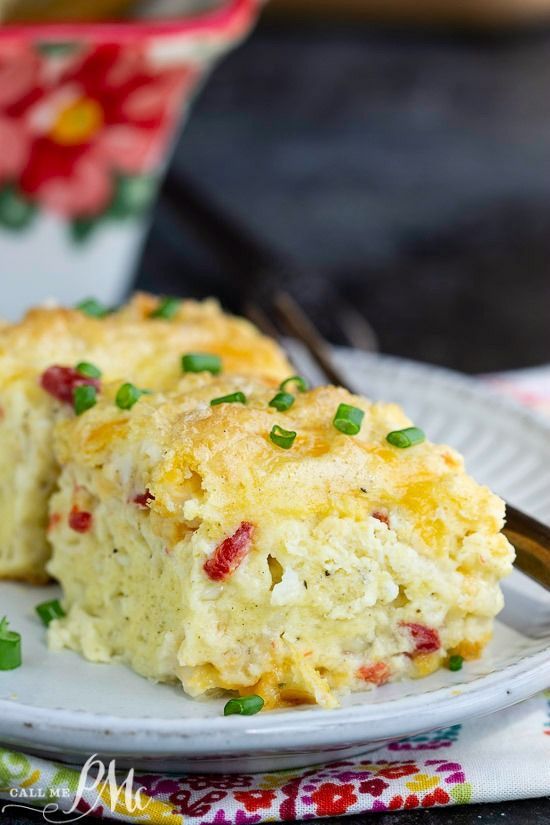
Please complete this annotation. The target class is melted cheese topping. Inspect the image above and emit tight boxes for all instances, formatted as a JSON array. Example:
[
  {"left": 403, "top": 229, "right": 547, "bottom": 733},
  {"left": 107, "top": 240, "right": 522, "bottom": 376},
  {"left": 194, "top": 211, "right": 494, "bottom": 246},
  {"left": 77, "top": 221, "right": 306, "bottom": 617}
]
[
  {"left": 48, "top": 375, "right": 515, "bottom": 707},
  {"left": 0, "top": 294, "right": 291, "bottom": 581}
]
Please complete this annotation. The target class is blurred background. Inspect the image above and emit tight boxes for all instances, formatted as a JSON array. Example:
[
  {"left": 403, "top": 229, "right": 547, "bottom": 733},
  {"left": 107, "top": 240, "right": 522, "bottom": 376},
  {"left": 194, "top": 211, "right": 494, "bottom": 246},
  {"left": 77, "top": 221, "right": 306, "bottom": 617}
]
[
  {"left": 137, "top": 4, "right": 550, "bottom": 374},
  {"left": 3, "top": 0, "right": 550, "bottom": 374}
]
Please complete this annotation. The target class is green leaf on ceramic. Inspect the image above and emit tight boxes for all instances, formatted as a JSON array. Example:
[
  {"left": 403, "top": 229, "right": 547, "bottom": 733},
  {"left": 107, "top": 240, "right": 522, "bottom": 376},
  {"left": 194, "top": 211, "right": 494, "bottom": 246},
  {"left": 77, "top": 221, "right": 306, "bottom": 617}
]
[
  {"left": 69, "top": 175, "right": 156, "bottom": 244},
  {"left": 108, "top": 174, "right": 157, "bottom": 220},
  {"left": 450, "top": 782, "right": 473, "bottom": 805},
  {"left": 37, "top": 42, "right": 80, "bottom": 57},
  {"left": 70, "top": 217, "right": 102, "bottom": 244},
  {"left": 0, "top": 186, "right": 36, "bottom": 231}
]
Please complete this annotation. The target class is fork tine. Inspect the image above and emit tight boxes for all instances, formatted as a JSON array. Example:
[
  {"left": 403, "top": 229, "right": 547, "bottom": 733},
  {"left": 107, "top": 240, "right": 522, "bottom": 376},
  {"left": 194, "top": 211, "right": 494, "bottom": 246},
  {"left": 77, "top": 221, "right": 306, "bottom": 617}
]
[
  {"left": 336, "top": 299, "right": 380, "bottom": 353},
  {"left": 273, "top": 290, "right": 355, "bottom": 392},
  {"left": 243, "top": 301, "right": 281, "bottom": 343}
]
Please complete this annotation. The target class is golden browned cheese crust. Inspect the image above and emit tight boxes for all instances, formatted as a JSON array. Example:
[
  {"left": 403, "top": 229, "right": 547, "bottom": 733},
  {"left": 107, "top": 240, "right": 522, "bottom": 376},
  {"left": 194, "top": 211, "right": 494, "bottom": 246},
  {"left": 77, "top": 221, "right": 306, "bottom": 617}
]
[
  {"left": 47, "top": 374, "right": 515, "bottom": 707},
  {"left": 0, "top": 294, "right": 291, "bottom": 582}
]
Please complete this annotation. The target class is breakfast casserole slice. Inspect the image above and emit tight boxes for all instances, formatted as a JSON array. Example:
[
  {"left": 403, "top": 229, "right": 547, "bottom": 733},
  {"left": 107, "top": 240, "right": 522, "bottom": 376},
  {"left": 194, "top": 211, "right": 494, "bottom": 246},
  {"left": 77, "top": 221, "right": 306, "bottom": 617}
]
[
  {"left": 47, "top": 374, "right": 514, "bottom": 708},
  {"left": 0, "top": 294, "right": 291, "bottom": 583}
]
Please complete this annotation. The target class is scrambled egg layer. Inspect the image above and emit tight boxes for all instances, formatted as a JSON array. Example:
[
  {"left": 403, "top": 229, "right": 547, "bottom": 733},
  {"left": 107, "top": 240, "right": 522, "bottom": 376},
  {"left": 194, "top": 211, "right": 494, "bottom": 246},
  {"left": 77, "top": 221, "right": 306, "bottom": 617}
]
[
  {"left": 48, "top": 375, "right": 514, "bottom": 707},
  {"left": 0, "top": 295, "right": 291, "bottom": 582}
]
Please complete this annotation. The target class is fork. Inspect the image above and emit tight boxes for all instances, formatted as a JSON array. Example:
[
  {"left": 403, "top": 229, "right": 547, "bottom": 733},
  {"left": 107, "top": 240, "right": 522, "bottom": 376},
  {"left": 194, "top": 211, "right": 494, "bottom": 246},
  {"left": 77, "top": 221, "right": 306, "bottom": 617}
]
[{"left": 161, "top": 172, "right": 550, "bottom": 591}]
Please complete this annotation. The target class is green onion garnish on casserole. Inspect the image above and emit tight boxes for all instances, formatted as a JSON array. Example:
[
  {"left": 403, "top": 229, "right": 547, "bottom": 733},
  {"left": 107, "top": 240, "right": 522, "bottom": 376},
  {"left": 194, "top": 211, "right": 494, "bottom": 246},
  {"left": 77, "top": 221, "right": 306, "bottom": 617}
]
[
  {"left": 44, "top": 375, "right": 514, "bottom": 710},
  {"left": 0, "top": 293, "right": 292, "bottom": 584}
]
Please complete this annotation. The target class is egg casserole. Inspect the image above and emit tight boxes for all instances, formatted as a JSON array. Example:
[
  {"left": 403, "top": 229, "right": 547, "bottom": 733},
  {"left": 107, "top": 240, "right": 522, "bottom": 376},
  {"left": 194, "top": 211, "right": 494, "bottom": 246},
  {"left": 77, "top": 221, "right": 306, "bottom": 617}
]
[
  {"left": 47, "top": 374, "right": 514, "bottom": 708},
  {"left": 0, "top": 294, "right": 291, "bottom": 583}
]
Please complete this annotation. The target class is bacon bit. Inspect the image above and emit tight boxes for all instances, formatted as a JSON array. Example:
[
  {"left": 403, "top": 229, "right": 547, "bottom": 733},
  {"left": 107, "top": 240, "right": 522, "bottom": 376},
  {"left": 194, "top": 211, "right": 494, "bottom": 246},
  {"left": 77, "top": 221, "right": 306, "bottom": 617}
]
[
  {"left": 0, "top": 406, "right": 4, "bottom": 421},
  {"left": 204, "top": 521, "right": 255, "bottom": 581},
  {"left": 68, "top": 506, "right": 93, "bottom": 533},
  {"left": 400, "top": 622, "right": 441, "bottom": 656},
  {"left": 358, "top": 662, "right": 391, "bottom": 686},
  {"left": 48, "top": 512, "right": 62, "bottom": 532},
  {"left": 372, "top": 510, "right": 390, "bottom": 527},
  {"left": 133, "top": 489, "right": 155, "bottom": 508},
  {"left": 40, "top": 365, "right": 100, "bottom": 405}
]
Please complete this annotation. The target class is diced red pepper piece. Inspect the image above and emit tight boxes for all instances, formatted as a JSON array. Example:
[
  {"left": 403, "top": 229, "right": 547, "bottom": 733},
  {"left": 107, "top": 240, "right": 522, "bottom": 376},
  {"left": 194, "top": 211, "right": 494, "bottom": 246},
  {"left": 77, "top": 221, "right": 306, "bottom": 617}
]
[
  {"left": 372, "top": 510, "right": 390, "bottom": 527},
  {"left": 357, "top": 662, "right": 391, "bottom": 686},
  {"left": 204, "top": 521, "right": 255, "bottom": 581},
  {"left": 40, "top": 365, "right": 100, "bottom": 405},
  {"left": 400, "top": 621, "right": 441, "bottom": 655},
  {"left": 68, "top": 507, "right": 93, "bottom": 533},
  {"left": 133, "top": 489, "right": 155, "bottom": 508}
]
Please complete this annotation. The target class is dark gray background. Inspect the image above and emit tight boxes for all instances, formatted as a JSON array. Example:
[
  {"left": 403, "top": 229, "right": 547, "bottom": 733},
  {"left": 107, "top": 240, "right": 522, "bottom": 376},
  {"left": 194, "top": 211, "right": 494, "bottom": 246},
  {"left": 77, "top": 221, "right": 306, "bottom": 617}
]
[{"left": 137, "top": 22, "right": 550, "bottom": 373}]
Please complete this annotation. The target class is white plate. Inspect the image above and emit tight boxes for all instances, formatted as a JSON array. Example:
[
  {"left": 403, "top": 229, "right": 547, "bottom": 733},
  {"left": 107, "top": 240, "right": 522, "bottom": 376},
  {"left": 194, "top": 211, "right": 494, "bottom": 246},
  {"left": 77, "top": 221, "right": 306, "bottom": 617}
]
[{"left": 1, "top": 351, "right": 549, "bottom": 774}]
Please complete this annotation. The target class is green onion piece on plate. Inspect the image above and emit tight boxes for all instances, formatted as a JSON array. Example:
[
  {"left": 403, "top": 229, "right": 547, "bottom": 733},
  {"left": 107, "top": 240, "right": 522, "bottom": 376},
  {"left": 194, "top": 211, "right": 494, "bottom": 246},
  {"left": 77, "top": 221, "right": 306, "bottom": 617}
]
[
  {"left": 270, "top": 424, "right": 296, "bottom": 449},
  {"left": 116, "top": 383, "right": 148, "bottom": 411},
  {"left": 448, "top": 654, "right": 464, "bottom": 672},
  {"left": 75, "top": 298, "right": 111, "bottom": 318},
  {"left": 181, "top": 353, "right": 222, "bottom": 375},
  {"left": 223, "top": 694, "right": 264, "bottom": 716},
  {"left": 73, "top": 384, "right": 97, "bottom": 416},
  {"left": 386, "top": 426, "right": 425, "bottom": 448},
  {"left": 36, "top": 599, "right": 65, "bottom": 627},
  {"left": 279, "top": 375, "right": 309, "bottom": 393},
  {"left": 149, "top": 297, "right": 181, "bottom": 320},
  {"left": 210, "top": 392, "right": 247, "bottom": 406},
  {"left": 269, "top": 391, "right": 295, "bottom": 412},
  {"left": 0, "top": 617, "right": 21, "bottom": 671},
  {"left": 75, "top": 361, "right": 102, "bottom": 379},
  {"left": 333, "top": 403, "right": 364, "bottom": 435}
]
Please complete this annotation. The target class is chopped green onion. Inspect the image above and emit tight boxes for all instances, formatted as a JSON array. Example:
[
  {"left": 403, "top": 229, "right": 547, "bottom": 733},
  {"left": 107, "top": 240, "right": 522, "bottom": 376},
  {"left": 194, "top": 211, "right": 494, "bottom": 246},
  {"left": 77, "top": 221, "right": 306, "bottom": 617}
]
[
  {"left": 73, "top": 384, "right": 97, "bottom": 416},
  {"left": 0, "top": 617, "right": 21, "bottom": 671},
  {"left": 181, "top": 353, "right": 222, "bottom": 375},
  {"left": 333, "top": 403, "right": 364, "bottom": 435},
  {"left": 270, "top": 424, "right": 296, "bottom": 449},
  {"left": 75, "top": 361, "right": 102, "bottom": 379},
  {"left": 116, "top": 383, "right": 148, "bottom": 410},
  {"left": 279, "top": 375, "right": 309, "bottom": 393},
  {"left": 386, "top": 427, "right": 425, "bottom": 449},
  {"left": 210, "top": 392, "right": 247, "bottom": 406},
  {"left": 149, "top": 297, "right": 181, "bottom": 320},
  {"left": 224, "top": 694, "right": 264, "bottom": 716},
  {"left": 269, "top": 391, "right": 295, "bottom": 412},
  {"left": 36, "top": 599, "right": 65, "bottom": 627},
  {"left": 75, "top": 298, "right": 111, "bottom": 318},
  {"left": 449, "top": 654, "right": 464, "bottom": 672}
]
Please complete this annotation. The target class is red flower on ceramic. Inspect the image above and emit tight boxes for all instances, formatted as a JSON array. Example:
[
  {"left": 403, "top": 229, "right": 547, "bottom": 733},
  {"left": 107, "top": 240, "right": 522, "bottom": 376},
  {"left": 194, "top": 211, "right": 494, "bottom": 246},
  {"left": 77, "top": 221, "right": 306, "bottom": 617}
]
[
  {"left": 234, "top": 790, "right": 276, "bottom": 812},
  {"left": 0, "top": 44, "right": 41, "bottom": 183},
  {"left": 0, "top": 41, "right": 196, "bottom": 233},
  {"left": 310, "top": 782, "right": 358, "bottom": 817},
  {"left": 28, "top": 45, "right": 194, "bottom": 215}
]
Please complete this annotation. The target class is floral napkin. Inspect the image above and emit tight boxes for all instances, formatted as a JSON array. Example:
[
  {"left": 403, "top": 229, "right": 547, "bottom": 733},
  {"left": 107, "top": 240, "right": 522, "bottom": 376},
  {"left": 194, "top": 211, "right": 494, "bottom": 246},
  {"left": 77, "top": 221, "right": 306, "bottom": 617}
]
[{"left": 1, "top": 366, "right": 549, "bottom": 823}]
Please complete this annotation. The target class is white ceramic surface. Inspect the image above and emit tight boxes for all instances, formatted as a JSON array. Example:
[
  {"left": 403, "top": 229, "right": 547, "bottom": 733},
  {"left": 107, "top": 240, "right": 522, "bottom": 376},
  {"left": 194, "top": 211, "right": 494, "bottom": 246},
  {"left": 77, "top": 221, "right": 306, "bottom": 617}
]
[{"left": 0, "top": 350, "right": 549, "bottom": 773}]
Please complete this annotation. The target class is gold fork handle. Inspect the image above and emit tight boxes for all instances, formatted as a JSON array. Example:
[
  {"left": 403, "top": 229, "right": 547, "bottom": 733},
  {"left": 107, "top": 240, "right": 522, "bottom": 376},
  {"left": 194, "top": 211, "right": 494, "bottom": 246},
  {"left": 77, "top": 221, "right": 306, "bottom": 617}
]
[{"left": 504, "top": 504, "right": 550, "bottom": 591}]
